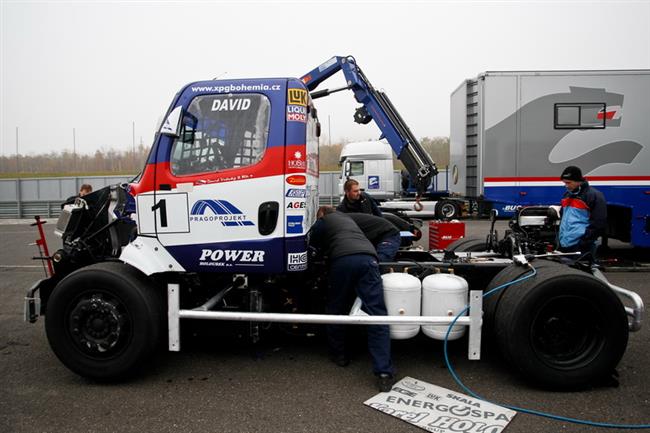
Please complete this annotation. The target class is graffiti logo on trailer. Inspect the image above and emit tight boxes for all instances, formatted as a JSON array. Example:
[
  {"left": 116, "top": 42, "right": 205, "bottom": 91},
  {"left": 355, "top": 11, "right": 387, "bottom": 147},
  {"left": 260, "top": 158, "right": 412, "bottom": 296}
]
[{"left": 190, "top": 200, "right": 255, "bottom": 226}]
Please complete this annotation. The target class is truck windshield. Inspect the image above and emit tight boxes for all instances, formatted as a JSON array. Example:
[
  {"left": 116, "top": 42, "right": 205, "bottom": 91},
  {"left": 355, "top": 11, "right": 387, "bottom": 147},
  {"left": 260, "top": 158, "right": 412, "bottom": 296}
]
[{"left": 170, "top": 93, "right": 271, "bottom": 176}]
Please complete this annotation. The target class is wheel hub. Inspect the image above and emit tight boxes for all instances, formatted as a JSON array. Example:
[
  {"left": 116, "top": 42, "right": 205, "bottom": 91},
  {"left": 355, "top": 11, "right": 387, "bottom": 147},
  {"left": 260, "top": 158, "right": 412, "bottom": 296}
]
[
  {"left": 531, "top": 297, "right": 602, "bottom": 369},
  {"left": 441, "top": 204, "right": 455, "bottom": 217},
  {"left": 70, "top": 296, "right": 124, "bottom": 354}
]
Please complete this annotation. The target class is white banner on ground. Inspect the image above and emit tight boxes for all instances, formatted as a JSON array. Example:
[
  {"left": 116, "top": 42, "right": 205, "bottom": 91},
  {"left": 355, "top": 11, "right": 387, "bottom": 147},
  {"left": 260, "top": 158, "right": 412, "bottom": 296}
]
[{"left": 364, "top": 377, "right": 516, "bottom": 433}]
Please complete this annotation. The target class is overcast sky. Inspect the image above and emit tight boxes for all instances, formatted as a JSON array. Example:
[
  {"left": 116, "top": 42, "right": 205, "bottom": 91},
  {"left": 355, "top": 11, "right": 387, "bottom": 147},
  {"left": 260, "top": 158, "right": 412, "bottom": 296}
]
[{"left": 1, "top": 0, "right": 649, "bottom": 156}]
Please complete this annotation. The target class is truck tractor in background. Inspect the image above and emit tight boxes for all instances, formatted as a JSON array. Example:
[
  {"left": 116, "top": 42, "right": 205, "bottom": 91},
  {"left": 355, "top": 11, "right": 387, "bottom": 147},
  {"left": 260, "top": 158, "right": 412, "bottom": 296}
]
[
  {"left": 25, "top": 56, "right": 644, "bottom": 391},
  {"left": 337, "top": 140, "right": 463, "bottom": 219}
]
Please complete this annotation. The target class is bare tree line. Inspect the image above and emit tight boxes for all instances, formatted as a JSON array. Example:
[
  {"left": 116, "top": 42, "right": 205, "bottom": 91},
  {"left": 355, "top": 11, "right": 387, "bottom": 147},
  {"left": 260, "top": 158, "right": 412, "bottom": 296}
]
[
  {"left": 0, "top": 144, "right": 150, "bottom": 176},
  {"left": 0, "top": 137, "right": 449, "bottom": 176}
]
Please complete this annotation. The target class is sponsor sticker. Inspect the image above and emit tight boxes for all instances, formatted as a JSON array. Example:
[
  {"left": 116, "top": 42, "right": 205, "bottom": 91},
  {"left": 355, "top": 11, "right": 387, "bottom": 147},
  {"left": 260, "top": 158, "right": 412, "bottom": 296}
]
[
  {"left": 368, "top": 175, "right": 380, "bottom": 190},
  {"left": 286, "top": 188, "right": 307, "bottom": 198},
  {"left": 190, "top": 199, "right": 254, "bottom": 226},
  {"left": 287, "top": 251, "right": 308, "bottom": 272},
  {"left": 288, "top": 88, "right": 307, "bottom": 106},
  {"left": 286, "top": 201, "right": 306, "bottom": 209},
  {"left": 287, "top": 112, "right": 307, "bottom": 122},
  {"left": 286, "top": 215, "right": 304, "bottom": 234},
  {"left": 306, "top": 152, "right": 319, "bottom": 177},
  {"left": 211, "top": 98, "right": 251, "bottom": 111},
  {"left": 287, "top": 104, "right": 308, "bottom": 123},
  {"left": 191, "top": 83, "right": 281, "bottom": 93},
  {"left": 199, "top": 249, "right": 265, "bottom": 267},
  {"left": 364, "top": 377, "right": 516, "bottom": 433},
  {"left": 287, "top": 150, "right": 307, "bottom": 170},
  {"left": 286, "top": 175, "right": 306, "bottom": 186},
  {"left": 287, "top": 105, "right": 307, "bottom": 115}
]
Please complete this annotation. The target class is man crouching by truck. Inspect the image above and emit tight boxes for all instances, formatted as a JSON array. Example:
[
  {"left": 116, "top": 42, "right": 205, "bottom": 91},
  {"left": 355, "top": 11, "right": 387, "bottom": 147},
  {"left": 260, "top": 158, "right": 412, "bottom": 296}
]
[{"left": 309, "top": 206, "right": 395, "bottom": 392}]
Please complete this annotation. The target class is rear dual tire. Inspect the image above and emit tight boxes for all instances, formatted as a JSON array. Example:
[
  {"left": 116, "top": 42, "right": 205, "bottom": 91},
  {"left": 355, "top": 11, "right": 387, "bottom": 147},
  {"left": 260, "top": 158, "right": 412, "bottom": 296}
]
[
  {"left": 487, "top": 261, "right": 628, "bottom": 389},
  {"left": 445, "top": 236, "right": 488, "bottom": 252}
]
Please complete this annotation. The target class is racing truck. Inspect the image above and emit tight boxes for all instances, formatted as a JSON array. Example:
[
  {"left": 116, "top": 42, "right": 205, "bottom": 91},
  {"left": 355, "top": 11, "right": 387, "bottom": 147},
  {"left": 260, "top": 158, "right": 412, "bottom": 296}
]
[{"left": 25, "top": 56, "right": 644, "bottom": 390}]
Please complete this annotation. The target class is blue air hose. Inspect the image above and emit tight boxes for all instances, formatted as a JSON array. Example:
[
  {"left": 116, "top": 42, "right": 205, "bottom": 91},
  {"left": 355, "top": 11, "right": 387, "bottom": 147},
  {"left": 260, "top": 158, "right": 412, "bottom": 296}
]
[{"left": 443, "top": 265, "right": 650, "bottom": 429}]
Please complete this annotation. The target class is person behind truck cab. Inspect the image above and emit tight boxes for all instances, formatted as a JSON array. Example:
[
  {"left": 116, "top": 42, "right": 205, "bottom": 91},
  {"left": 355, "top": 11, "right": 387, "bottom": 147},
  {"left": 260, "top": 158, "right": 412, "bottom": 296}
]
[
  {"left": 309, "top": 206, "right": 395, "bottom": 392},
  {"left": 61, "top": 184, "right": 93, "bottom": 208},
  {"left": 337, "top": 179, "right": 382, "bottom": 216},
  {"left": 346, "top": 213, "right": 401, "bottom": 262},
  {"left": 558, "top": 166, "right": 607, "bottom": 261}
]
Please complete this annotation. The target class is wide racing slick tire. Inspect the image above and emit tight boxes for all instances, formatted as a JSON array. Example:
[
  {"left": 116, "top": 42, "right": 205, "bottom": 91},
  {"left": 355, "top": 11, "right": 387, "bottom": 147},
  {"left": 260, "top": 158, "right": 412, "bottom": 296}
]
[
  {"left": 45, "top": 262, "right": 163, "bottom": 380},
  {"left": 492, "top": 260, "right": 629, "bottom": 389},
  {"left": 435, "top": 199, "right": 461, "bottom": 219},
  {"left": 482, "top": 262, "right": 540, "bottom": 342},
  {"left": 446, "top": 236, "right": 487, "bottom": 252}
]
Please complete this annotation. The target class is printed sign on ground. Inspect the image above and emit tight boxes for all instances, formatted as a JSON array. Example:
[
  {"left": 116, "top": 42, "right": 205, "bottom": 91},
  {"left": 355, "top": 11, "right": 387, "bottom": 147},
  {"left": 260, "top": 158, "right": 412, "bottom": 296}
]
[{"left": 364, "top": 377, "right": 516, "bottom": 433}]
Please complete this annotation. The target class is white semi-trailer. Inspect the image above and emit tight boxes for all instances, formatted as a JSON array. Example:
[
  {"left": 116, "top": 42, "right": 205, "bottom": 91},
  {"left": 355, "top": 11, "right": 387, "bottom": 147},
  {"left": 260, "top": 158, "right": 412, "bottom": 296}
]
[{"left": 450, "top": 70, "right": 650, "bottom": 247}]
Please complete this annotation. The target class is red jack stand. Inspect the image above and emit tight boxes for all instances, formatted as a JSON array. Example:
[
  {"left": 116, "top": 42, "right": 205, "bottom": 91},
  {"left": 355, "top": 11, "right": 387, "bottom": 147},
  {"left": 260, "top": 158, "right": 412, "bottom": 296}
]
[{"left": 30, "top": 216, "right": 53, "bottom": 277}]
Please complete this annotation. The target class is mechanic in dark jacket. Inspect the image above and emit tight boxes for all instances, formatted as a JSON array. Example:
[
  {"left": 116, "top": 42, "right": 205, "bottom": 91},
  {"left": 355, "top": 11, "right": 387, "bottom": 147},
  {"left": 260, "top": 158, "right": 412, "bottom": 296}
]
[
  {"left": 337, "top": 179, "right": 382, "bottom": 216},
  {"left": 347, "top": 213, "right": 401, "bottom": 262},
  {"left": 309, "top": 206, "right": 394, "bottom": 391},
  {"left": 558, "top": 166, "right": 607, "bottom": 261}
]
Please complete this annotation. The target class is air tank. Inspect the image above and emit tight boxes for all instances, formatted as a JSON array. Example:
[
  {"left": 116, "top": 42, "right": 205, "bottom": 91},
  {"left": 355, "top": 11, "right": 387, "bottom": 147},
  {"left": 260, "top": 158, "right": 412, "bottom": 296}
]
[
  {"left": 382, "top": 272, "right": 421, "bottom": 340},
  {"left": 421, "top": 273, "right": 468, "bottom": 340}
]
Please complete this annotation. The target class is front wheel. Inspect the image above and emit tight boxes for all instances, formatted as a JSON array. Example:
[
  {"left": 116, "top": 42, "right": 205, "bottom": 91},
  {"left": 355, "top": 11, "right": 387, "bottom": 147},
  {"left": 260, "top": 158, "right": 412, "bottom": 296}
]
[
  {"left": 45, "top": 262, "right": 163, "bottom": 380},
  {"left": 492, "top": 261, "right": 629, "bottom": 389},
  {"left": 435, "top": 199, "right": 460, "bottom": 219}
]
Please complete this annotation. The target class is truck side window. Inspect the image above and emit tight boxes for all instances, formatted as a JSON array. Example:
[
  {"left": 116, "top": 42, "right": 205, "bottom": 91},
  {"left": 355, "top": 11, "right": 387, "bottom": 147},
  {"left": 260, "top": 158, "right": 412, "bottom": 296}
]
[
  {"left": 349, "top": 161, "right": 364, "bottom": 175},
  {"left": 170, "top": 93, "right": 271, "bottom": 176},
  {"left": 554, "top": 103, "right": 606, "bottom": 129}
]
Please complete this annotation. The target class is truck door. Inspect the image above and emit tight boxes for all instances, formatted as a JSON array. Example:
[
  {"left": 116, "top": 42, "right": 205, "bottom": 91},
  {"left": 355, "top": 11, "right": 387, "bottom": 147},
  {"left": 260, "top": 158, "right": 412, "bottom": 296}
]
[
  {"left": 137, "top": 82, "right": 288, "bottom": 273},
  {"left": 283, "top": 84, "right": 318, "bottom": 272}
]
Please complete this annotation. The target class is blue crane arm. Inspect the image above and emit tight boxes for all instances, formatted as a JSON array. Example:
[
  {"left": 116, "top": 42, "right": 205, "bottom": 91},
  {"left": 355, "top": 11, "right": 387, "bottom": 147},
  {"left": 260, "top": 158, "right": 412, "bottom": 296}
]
[{"left": 300, "top": 56, "right": 438, "bottom": 195}]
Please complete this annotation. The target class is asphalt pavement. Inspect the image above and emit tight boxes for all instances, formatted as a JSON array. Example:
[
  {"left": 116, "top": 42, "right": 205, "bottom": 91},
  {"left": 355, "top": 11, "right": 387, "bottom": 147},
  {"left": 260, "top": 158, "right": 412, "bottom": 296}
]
[{"left": 0, "top": 219, "right": 648, "bottom": 433}]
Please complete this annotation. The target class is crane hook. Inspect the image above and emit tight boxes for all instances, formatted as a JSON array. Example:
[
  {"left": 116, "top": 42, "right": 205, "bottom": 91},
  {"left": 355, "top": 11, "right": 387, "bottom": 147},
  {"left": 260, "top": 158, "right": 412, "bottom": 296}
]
[{"left": 413, "top": 195, "right": 424, "bottom": 212}]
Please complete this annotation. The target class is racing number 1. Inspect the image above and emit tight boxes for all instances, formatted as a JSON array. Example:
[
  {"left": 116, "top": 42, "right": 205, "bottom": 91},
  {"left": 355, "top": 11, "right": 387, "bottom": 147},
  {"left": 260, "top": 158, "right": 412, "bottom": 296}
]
[
  {"left": 151, "top": 199, "right": 168, "bottom": 227},
  {"left": 137, "top": 192, "right": 189, "bottom": 235}
]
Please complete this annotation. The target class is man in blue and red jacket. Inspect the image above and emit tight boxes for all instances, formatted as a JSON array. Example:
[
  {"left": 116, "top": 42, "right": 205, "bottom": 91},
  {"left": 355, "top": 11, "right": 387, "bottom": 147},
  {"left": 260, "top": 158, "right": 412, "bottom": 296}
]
[{"left": 558, "top": 166, "right": 607, "bottom": 260}]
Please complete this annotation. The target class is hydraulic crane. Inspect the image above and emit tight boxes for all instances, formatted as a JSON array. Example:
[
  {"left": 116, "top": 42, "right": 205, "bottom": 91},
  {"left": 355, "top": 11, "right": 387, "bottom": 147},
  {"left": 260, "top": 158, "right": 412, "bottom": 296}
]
[{"left": 301, "top": 56, "right": 438, "bottom": 197}]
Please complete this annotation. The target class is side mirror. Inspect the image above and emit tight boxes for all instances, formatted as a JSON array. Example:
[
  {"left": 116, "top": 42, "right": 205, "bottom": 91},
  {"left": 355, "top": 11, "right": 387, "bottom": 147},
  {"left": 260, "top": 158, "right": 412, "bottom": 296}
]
[
  {"left": 315, "top": 121, "right": 321, "bottom": 138},
  {"left": 343, "top": 160, "right": 351, "bottom": 178},
  {"left": 490, "top": 208, "right": 499, "bottom": 222},
  {"left": 160, "top": 106, "right": 183, "bottom": 138}
]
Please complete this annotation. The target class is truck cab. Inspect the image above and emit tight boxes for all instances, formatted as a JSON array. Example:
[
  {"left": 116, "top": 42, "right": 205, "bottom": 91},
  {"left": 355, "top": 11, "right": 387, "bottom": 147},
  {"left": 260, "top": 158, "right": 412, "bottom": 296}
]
[
  {"left": 126, "top": 78, "right": 320, "bottom": 274},
  {"left": 338, "top": 140, "right": 395, "bottom": 200}
]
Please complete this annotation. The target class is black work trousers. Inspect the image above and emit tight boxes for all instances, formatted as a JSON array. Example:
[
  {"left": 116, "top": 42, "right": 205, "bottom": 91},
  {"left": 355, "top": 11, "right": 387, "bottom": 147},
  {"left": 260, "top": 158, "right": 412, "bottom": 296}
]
[{"left": 327, "top": 254, "right": 393, "bottom": 375}]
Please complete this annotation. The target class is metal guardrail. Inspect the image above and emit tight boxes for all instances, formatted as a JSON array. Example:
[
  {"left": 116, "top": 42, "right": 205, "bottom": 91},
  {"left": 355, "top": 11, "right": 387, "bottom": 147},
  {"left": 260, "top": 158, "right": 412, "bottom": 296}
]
[
  {"left": 0, "top": 201, "right": 64, "bottom": 219},
  {"left": 0, "top": 174, "right": 346, "bottom": 219},
  {"left": 0, "top": 175, "right": 133, "bottom": 219},
  {"left": 0, "top": 170, "right": 446, "bottom": 218}
]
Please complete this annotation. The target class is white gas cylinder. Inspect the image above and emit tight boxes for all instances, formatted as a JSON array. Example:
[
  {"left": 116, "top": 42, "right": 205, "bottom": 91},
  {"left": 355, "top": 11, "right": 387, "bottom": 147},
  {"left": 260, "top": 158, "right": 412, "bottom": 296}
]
[
  {"left": 382, "top": 272, "right": 421, "bottom": 339},
  {"left": 421, "top": 273, "right": 468, "bottom": 340}
]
